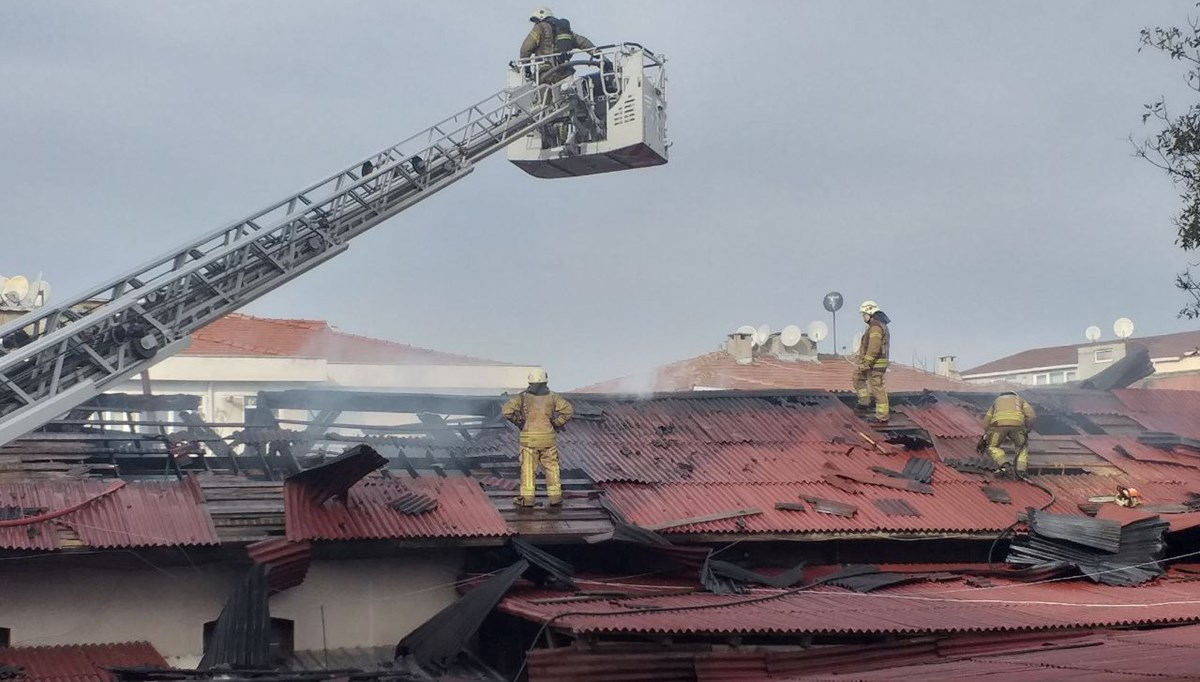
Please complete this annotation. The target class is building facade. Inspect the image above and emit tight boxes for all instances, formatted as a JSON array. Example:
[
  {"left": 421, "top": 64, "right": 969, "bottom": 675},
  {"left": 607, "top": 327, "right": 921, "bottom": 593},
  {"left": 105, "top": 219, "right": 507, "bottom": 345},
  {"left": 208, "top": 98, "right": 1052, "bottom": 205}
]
[{"left": 962, "top": 330, "right": 1200, "bottom": 387}]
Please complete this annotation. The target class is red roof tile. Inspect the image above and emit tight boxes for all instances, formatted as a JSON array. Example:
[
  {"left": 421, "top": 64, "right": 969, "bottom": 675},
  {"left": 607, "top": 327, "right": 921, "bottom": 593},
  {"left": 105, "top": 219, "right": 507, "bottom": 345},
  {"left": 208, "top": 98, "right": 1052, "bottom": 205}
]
[
  {"left": 0, "top": 477, "right": 218, "bottom": 550},
  {"left": 0, "top": 641, "right": 166, "bottom": 682},
  {"left": 284, "top": 476, "right": 511, "bottom": 542},
  {"left": 577, "top": 352, "right": 988, "bottom": 393},
  {"left": 964, "top": 330, "right": 1200, "bottom": 376},
  {"left": 183, "top": 313, "right": 509, "bottom": 365},
  {"left": 500, "top": 575, "right": 1200, "bottom": 637}
]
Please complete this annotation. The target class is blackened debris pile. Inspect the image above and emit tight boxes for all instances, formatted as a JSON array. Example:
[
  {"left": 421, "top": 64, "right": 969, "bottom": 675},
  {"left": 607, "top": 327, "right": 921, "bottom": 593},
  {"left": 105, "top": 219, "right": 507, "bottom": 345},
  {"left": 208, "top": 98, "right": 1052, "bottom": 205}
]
[{"left": 1006, "top": 509, "right": 1168, "bottom": 586}]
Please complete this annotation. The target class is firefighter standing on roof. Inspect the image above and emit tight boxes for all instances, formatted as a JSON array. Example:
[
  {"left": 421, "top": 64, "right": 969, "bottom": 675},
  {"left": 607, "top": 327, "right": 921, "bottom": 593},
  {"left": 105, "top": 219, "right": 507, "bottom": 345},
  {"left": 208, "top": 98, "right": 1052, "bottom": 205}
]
[
  {"left": 520, "top": 7, "right": 595, "bottom": 84},
  {"left": 502, "top": 368, "right": 574, "bottom": 507},
  {"left": 982, "top": 390, "right": 1037, "bottom": 476},
  {"left": 853, "top": 300, "right": 891, "bottom": 423}
]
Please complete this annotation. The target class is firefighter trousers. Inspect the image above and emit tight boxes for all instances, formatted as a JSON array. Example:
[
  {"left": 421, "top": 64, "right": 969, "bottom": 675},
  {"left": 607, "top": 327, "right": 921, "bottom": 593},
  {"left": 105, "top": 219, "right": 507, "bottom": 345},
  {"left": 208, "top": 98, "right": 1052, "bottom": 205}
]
[
  {"left": 853, "top": 367, "right": 889, "bottom": 419},
  {"left": 518, "top": 445, "right": 562, "bottom": 504},
  {"left": 986, "top": 426, "right": 1028, "bottom": 472}
]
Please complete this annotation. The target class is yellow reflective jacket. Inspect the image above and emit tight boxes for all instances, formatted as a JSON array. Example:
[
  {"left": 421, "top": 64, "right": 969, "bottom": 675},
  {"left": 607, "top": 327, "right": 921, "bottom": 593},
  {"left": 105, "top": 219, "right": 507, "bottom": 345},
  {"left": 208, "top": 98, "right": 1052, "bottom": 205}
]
[
  {"left": 858, "top": 319, "right": 890, "bottom": 369},
  {"left": 984, "top": 393, "right": 1036, "bottom": 429},
  {"left": 502, "top": 390, "right": 574, "bottom": 447}
]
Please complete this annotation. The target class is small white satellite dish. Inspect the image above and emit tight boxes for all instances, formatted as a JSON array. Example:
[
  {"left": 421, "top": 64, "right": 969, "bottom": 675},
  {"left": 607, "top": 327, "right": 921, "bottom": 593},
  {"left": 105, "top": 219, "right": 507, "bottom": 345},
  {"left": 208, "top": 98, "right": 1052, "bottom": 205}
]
[
  {"left": 736, "top": 324, "right": 757, "bottom": 337},
  {"left": 780, "top": 325, "right": 804, "bottom": 347},
  {"left": 850, "top": 332, "right": 863, "bottom": 355},
  {"left": 808, "top": 320, "right": 829, "bottom": 343},
  {"left": 1085, "top": 325, "right": 1101, "bottom": 342},
  {"left": 1114, "top": 317, "right": 1135, "bottom": 339},
  {"left": 754, "top": 324, "right": 772, "bottom": 347},
  {"left": 3, "top": 276, "right": 29, "bottom": 305}
]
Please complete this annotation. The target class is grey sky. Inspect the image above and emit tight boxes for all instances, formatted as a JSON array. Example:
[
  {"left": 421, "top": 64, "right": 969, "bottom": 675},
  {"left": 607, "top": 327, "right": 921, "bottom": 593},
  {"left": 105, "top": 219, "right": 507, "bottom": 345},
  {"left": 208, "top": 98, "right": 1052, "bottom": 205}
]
[{"left": 1, "top": 1, "right": 1197, "bottom": 389}]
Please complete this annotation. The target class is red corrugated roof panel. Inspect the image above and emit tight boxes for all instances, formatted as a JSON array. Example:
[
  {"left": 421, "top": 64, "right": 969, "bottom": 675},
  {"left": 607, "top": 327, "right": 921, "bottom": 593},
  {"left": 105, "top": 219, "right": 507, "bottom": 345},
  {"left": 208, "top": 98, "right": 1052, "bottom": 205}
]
[
  {"left": 284, "top": 476, "right": 511, "bottom": 541},
  {"left": 600, "top": 480, "right": 1063, "bottom": 535},
  {"left": 500, "top": 576, "right": 1200, "bottom": 637},
  {"left": 783, "top": 625, "right": 1200, "bottom": 681},
  {"left": 0, "top": 641, "right": 167, "bottom": 682},
  {"left": 0, "top": 477, "right": 218, "bottom": 550},
  {"left": 895, "top": 404, "right": 983, "bottom": 439}
]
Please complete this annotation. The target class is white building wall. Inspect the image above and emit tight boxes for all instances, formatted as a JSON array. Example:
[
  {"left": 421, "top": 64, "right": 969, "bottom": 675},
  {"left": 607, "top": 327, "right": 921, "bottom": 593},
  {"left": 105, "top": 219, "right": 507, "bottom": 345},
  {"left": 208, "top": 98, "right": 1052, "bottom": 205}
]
[{"left": 0, "top": 551, "right": 462, "bottom": 662}]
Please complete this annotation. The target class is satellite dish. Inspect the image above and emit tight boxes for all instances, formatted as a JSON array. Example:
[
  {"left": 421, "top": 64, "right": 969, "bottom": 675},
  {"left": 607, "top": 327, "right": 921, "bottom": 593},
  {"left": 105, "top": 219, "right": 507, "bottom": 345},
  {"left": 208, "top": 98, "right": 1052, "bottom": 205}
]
[
  {"left": 780, "top": 325, "right": 804, "bottom": 347},
  {"left": 850, "top": 332, "right": 863, "bottom": 355},
  {"left": 1114, "top": 317, "right": 1135, "bottom": 339},
  {"left": 808, "top": 320, "right": 829, "bottom": 343},
  {"left": 736, "top": 324, "right": 757, "bottom": 337},
  {"left": 1085, "top": 325, "right": 1101, "bottom": 342},
  {"left": 3, "top": 276, "right": 29, "bottom": 305},
  {"left": 754, "top": 324, "right": 772, "bottom": 347}
]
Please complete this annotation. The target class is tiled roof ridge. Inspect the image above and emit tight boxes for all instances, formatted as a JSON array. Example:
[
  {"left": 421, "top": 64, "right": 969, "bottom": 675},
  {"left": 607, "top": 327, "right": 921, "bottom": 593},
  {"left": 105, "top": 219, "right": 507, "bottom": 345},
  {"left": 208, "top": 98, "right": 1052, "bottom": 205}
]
[
  {"left": 186, "top": 313, "right": 512, "bottom": 365},
  {"left": 323, "top": 325, "right": 511, "bottom": 366},
  {"left": 965, "top": 329, "right": 1200, "bottom": 375}
]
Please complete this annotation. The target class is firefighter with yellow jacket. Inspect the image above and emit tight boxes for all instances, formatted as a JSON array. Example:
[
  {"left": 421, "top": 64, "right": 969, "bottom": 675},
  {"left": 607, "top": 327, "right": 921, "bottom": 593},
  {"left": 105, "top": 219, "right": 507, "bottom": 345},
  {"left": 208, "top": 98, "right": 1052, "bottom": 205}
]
[
  {"left": 853, "top": 300, "right": 891, "bottom": 423},
  {"left": 981, "top": 391, "right": 1037, "bottom": 476},
  {"left": 520, "top": 7, "right": 596, "bottom": 84},
  {"left": 502, "top": 368, "right": 574, "bottom": 507}
]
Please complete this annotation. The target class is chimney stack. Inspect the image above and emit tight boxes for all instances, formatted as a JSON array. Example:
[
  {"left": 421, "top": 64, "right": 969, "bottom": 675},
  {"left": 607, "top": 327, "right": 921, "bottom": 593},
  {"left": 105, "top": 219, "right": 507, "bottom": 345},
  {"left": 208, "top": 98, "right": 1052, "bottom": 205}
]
[
  {"left": 726, "top": 332, "right": 754, "bottom": 365},
  {"left": 935, "top": 355, "right": 960, "bottom": 378}
]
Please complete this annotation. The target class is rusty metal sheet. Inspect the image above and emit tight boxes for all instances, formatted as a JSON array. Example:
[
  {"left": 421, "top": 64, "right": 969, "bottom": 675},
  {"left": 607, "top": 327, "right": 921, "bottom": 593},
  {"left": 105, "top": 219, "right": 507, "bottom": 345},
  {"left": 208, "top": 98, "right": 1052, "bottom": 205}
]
[{"left": 285, "top": 476, "right": 510, "bottom": 541}]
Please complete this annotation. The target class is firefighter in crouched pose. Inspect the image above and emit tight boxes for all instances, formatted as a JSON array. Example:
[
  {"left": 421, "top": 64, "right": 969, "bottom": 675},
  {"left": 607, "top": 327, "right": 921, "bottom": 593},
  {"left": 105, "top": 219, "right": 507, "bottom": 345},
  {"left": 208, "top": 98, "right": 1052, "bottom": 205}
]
[
  {"left": 980, "top": 390, "right": 1037, "bottom": 477},
  {"left": 502, "top": 368, "right": 574, "bottom": 507}
]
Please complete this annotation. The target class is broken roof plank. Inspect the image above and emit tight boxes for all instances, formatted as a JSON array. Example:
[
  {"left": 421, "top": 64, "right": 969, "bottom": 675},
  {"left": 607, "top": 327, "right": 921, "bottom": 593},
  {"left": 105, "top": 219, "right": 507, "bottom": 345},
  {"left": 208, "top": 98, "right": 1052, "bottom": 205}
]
[
  {"left": 284, "top": 444, "right": 386, "bottom": 505},
  {"left": 644, "top": 508, "right": 763, "bottom": 531},
  {"left": 801, "top": 495, "right": 857, "bottom": 518},
  {"left": 873, "top": 498, "right": 921, "bottom": 517},
  {"left": 981, "top": 486, "right": 1012, "bottom": 505}
]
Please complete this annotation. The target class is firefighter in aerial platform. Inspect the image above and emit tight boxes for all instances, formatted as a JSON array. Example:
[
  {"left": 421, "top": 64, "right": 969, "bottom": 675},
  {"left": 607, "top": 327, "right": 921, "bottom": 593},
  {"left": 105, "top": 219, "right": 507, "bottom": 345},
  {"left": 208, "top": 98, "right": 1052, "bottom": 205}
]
[
  {"left": 853, "top": 300, "right": 891, "bottom": 424},
  {"left": 520, "top": 7, "right": 596, "bottom": 85},
  {"left": 502, "top": 368, "right": 574, "bottom": 508},
  {"left": 980, "top": 390, "right": 1037, "bottom": 477}
]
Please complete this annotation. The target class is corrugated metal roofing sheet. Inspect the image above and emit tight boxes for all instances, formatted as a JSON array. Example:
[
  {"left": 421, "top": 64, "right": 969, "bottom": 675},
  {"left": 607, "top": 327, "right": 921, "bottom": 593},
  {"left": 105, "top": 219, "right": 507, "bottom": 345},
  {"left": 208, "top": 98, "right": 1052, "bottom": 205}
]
[
  {"left": 500, "top": 575, "right": 1200, "bottom": 637},
  {"left": 786, "top": 624, "right": 1200, "bottom": 681},
  {"left": 284, "top": 476, "right": 510, "bottom": 541},
  {"left": 0, "top": 641, "right": 167, "bottom": 682},
  {"left": 895, "top": 404, "right": 983, "bottom": 438},
  {"left": 0, "top": 477, "right": 218, "bottom": 550},
  {"left": 600, "top": 480, "right": 1063, "bottom": 535}
]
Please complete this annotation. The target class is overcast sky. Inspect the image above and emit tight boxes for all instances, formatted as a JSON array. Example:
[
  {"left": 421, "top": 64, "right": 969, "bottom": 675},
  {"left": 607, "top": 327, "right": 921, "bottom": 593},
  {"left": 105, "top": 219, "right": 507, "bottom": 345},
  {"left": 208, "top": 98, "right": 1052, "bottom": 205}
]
[{"left": 2, "top": 1, "right": 1199, "bottom": 389}]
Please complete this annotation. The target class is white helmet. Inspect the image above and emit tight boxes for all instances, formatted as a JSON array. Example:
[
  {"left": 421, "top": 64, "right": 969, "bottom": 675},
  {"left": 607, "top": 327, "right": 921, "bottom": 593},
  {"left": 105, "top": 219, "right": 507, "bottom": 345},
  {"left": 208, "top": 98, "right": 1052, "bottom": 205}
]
[
  {"left": 859, "top": 300, "right": 880, "bottom": 316},
  {"left": 530, "top": 7, "right": 553, "bottom": 21},
  {"left": 528, "top": 368, "right": 549, "bottom": 383}
]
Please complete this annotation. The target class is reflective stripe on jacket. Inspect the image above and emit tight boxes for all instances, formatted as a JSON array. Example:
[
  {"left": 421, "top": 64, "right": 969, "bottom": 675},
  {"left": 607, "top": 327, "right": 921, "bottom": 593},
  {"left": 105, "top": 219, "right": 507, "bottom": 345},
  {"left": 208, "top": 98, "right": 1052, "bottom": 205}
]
[
  {"left": 859, "top": 319, "right": 890, "bottom": 369},
  {"left": 984, "top": 393, "right": 1036, "bottom": 429},
  {"left": 501, "top": 391, "right": 575, "bottom": 446}
]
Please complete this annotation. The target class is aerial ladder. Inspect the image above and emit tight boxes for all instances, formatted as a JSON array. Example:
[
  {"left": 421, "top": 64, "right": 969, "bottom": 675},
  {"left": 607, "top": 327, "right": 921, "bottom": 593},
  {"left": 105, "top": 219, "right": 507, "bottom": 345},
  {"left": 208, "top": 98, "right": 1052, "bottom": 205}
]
[{"left": 0, "top": 44, "right": 668, "bottom": 447}]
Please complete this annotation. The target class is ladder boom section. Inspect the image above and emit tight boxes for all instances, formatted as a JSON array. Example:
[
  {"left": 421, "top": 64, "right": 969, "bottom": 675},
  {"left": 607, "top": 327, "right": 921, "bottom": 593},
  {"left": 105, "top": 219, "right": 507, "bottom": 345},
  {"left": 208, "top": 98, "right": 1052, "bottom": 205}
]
[{"left": 0, "top": 82, "right": 565, "bottom": 445}]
